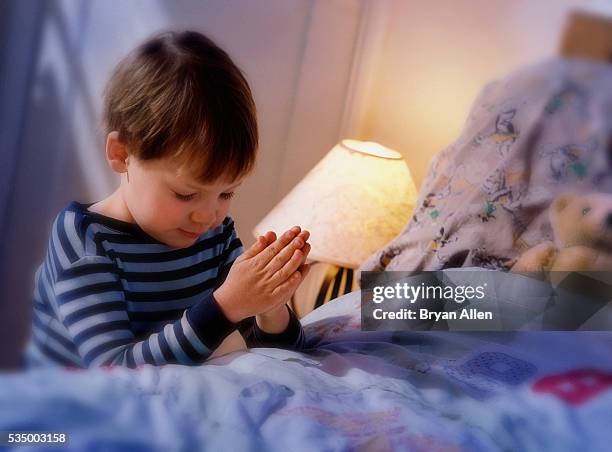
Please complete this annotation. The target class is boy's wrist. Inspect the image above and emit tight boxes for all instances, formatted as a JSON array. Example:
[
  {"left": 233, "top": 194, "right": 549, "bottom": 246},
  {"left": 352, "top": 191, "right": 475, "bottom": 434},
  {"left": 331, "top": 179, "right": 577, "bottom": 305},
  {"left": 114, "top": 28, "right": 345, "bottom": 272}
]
[
  {"left": 255, "top": 304, "right": 290, "bottom": 334},
  {"left": 187, "top": 293, "right": 238, "bottom": 351},
  {"left": 213, "top": 288, "right": 243, "bottom": 323}
]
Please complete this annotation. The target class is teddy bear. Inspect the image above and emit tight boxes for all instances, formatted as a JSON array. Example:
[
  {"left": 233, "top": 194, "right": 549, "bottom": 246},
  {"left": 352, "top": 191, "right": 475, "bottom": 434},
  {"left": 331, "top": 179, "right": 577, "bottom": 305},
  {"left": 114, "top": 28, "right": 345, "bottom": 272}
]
[{"left": 511, "top": 192, "right": 612, "bottom": 276}]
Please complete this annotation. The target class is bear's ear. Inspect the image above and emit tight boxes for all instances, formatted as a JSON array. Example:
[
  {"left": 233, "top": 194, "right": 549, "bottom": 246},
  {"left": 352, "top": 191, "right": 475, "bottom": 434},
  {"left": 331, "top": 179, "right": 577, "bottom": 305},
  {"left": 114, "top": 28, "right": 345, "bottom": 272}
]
[{"left": 552, "top": 194, "right": 575, "bottom": 214}]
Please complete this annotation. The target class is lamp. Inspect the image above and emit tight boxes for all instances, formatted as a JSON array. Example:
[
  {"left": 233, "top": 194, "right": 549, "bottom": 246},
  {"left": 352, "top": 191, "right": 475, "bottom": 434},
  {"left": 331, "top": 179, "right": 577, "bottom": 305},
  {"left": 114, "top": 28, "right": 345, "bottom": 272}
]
[{"left": 253, "top": 139, "right": 418, "bottom": 314}]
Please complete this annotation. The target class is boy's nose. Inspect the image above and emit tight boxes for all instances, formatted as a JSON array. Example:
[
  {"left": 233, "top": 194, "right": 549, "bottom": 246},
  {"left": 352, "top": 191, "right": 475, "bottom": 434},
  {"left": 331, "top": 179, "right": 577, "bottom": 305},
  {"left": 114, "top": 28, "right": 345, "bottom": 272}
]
[{"left": 191, "top": 209, "right": 216, "bottom": 228}]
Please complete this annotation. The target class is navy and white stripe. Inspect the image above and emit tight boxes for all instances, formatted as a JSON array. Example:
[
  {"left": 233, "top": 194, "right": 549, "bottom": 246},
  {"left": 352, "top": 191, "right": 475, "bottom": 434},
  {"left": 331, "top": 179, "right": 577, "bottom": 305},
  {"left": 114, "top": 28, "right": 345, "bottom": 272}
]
[{"left": 25, "top": 201, "right": 305, "bottom": 368}]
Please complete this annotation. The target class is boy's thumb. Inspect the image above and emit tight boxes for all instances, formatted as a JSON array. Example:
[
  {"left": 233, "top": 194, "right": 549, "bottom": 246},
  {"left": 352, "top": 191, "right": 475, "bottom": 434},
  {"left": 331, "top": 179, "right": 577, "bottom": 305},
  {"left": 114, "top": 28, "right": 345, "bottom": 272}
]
[{"left": 242, "top": 236, "right": 267, "bottom": 259}]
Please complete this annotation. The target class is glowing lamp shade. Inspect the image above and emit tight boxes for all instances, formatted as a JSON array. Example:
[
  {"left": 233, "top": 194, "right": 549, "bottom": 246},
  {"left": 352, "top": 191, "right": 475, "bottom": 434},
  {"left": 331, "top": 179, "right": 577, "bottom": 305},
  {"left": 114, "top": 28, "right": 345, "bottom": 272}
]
[{"left": 253, "top": 140, "right": 418, "bottom": 268}]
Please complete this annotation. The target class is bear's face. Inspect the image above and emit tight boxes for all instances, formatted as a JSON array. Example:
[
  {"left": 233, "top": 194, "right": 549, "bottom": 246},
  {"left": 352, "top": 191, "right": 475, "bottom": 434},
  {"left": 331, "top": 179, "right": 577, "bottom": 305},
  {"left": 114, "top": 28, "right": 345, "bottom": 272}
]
[{"left": 550, "top": 193, "right": 612, "bottom": 249}]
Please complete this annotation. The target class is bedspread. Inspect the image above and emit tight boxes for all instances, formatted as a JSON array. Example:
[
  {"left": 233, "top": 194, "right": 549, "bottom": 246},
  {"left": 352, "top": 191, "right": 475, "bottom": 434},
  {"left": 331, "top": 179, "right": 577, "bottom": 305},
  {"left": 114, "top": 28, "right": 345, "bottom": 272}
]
[
  {"left": 360, "top": 58, "right": 612, "bottom": 273},
  {"left": 1, "top": 286, "right": 611, "bottom": 451}
]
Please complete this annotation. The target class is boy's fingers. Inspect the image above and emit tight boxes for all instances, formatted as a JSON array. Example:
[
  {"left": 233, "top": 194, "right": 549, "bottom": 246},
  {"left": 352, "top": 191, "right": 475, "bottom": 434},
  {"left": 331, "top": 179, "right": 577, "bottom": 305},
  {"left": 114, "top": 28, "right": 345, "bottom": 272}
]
[
  {"left": 300, "top": 242, "right": 311, "bottom": 263},
  {"left": 266, "top": 235, "right": 307, "bottom": 273},
  {"left": 241, "top": 235, "right": 266, "bottom": 260},
  {"left": 297, "top": 230, "right": 310, "bottom": 243},
  {"left": 263, "top": 231, "right": 277, "bottom": 244},
  {"left": 240, "top": 231, "right": 278, "bottom": 260},
  {"left": 255, "top": 237, "right": 269, "bottom": 258},
  {"left": 264, "top": 231, "right": 309, "bottom": 273},
  {"left": 271, "top": 264, "right": 310, "bottom": 303},
  {"left": 258, "top": 227, "right": 301, "bottom": 266},
  {"left": 291, "top": 242, "right": 310, "bottom": 270},
  {"left": 272, "top": 247, "right": 304, "bottom": 285},
  {"left": 272, "top": 269, "right": 302, "bottom": 299}
]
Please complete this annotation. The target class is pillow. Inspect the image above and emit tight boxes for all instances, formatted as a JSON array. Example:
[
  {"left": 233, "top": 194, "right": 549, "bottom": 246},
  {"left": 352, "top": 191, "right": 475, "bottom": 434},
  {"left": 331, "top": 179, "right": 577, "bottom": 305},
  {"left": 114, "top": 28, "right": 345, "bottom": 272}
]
[{"left": 360, "top": 58, "right": 612, "bottom": 274}]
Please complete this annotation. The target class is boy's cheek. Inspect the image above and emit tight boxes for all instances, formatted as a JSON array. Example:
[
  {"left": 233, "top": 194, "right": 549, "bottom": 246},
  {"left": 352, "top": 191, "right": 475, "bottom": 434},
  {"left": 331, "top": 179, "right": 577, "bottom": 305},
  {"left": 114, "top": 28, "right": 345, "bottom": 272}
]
[
  {"left": 139, "top": 199, "right": 184, "bottom": 228},
  {"left": 164, "top": 204, "right": 190, "bottom": 226}
]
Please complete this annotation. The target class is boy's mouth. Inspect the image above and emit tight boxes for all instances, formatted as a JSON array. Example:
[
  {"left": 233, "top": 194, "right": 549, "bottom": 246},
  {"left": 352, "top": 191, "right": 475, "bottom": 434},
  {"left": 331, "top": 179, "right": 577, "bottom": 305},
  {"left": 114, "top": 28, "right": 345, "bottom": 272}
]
[{"left": 179, "top": 229, "right": 201, "bottom": 238}]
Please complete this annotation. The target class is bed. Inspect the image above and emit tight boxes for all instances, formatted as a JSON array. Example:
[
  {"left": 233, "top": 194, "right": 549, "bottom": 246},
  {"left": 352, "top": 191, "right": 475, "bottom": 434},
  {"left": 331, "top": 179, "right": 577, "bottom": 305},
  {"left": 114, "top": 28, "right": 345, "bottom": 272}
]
[
  {"left": 1, "top": 287, "right": 611, "bottom": 451},
  {"left": 2, "top": 58, "right": 611, "bottom": 451}
]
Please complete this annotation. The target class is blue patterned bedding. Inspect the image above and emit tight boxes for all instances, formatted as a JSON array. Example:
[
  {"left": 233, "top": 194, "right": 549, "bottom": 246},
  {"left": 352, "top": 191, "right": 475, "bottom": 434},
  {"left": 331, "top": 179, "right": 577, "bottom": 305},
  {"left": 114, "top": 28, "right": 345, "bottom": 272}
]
[{"left": 1, "top": 288, "right": 610, "bottom": 451}]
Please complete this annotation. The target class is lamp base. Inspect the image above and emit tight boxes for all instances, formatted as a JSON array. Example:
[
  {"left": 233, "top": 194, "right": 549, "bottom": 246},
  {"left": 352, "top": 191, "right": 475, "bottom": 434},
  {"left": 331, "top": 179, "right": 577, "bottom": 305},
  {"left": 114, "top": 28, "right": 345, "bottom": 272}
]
[{"left": 290, "top": 262, "right": 358, "bottom": 318}]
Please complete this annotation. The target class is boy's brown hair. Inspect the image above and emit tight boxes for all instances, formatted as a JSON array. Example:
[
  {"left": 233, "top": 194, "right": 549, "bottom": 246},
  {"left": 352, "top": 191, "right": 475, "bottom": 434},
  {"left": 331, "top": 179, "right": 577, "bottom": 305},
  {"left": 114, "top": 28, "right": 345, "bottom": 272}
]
[{"left": 103, "top": 30, "right": 258, "bottom": 182}]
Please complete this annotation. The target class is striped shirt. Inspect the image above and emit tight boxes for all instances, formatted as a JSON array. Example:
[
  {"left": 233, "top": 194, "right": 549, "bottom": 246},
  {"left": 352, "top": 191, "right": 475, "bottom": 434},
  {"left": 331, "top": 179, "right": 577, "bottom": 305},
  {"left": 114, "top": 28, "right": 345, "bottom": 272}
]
[{"left": 25, "top": 201, "right": 305, "bottom": 368}]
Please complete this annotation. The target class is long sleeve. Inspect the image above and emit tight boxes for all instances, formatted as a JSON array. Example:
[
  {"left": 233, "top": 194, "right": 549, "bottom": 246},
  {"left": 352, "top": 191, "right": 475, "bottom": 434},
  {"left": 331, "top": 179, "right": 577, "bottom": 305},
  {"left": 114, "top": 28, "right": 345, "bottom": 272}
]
[
  {"left": 238, "top": 305, "right": 306, "bottom": 350},
  {"left": 54, "top": 255, "right": 237, "bottom": 367}
]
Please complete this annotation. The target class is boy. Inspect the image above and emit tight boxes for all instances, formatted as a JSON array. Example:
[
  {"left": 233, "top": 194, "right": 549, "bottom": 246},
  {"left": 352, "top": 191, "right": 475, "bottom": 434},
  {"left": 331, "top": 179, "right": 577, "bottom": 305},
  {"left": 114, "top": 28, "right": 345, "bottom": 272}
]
[{"left": 25, "top": 31, "right": 312, "bottom": 368}]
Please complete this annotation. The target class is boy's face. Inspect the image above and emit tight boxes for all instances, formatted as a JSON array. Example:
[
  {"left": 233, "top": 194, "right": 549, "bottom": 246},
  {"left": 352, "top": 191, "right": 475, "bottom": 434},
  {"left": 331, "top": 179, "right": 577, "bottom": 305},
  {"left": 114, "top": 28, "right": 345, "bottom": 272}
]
[{"left": 122, "top": 156, "right": 242, "bottom": 248}]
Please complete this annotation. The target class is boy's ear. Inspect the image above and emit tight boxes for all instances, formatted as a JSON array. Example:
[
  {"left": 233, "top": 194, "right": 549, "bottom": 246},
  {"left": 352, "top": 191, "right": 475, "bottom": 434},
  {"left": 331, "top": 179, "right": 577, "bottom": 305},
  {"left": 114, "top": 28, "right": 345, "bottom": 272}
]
[{"left": 106, "top": 131, "right": 129, "bottom": 173}]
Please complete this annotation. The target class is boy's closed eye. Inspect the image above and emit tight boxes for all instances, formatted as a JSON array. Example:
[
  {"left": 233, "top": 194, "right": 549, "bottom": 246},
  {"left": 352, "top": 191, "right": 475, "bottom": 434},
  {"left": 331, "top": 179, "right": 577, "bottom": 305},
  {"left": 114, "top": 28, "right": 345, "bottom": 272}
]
[{"left": 173, "top": 191, "right": 235, "bottom": 201}]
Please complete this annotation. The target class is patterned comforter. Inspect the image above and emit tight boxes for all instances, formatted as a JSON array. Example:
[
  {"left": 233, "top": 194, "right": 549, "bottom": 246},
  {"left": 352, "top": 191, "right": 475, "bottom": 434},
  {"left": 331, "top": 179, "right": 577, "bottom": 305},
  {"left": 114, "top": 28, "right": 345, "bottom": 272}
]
[{"left": 0, "top": 287, "right": 610, "bottom": 451}]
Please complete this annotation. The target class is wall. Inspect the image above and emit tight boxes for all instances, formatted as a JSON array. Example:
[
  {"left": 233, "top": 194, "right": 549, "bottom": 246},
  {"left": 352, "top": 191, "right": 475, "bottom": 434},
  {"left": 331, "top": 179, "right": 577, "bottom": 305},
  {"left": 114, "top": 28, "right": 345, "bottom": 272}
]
[{"left": 357, "top": 0, "right": 588, "bottom": 188}]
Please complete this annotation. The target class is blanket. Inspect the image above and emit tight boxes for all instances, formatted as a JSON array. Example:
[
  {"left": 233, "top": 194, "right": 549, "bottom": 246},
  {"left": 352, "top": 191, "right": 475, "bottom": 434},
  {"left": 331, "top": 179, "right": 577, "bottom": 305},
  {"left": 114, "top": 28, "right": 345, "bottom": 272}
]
[
  {"left": 360, "top": 58, "right": 612, "bottom": 273},
  {"left": 1, "top": 285, "right": 610, "bottom": 451}
]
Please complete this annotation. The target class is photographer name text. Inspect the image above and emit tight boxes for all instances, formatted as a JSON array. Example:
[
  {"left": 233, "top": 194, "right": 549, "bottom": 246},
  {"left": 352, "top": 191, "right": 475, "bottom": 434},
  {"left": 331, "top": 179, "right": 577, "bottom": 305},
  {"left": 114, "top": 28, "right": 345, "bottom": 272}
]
[{"left": 372, "top": 308, "right": 493, "bottom": 321}]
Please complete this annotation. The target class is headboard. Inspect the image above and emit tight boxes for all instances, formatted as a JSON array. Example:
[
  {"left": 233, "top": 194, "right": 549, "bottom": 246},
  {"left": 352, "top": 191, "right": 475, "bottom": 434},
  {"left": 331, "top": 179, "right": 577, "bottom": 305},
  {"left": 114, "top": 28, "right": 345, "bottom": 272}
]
[{"left": 560, "top": 9, "right": 612, "bottom": 62}]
